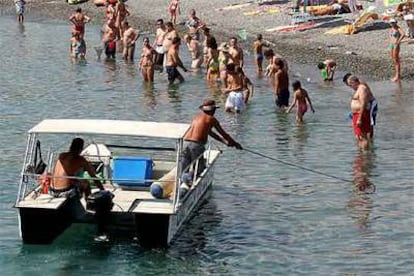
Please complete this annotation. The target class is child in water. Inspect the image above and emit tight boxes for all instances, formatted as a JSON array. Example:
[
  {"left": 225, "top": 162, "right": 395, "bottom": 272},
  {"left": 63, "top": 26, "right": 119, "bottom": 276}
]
[
  {"left": 286, "top": 80, "right": 315, "bottom": 124},
  {"left": 252, "top": 34, "right": 266, "bottom": 73},
  {"left": 168, "top": 0, "right": 180, "bottom": 25},
  {"left": 317, "top": 59, "right": 336, "bottom": 81},
  {"left": 15, "top": 0, "right": 26, "bottom": 23}
]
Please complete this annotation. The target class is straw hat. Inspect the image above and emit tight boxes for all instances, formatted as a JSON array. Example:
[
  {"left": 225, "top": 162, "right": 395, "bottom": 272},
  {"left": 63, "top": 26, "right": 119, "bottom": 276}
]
[{"left": 199, "top": 99, "right": 220, "bottom": 111}]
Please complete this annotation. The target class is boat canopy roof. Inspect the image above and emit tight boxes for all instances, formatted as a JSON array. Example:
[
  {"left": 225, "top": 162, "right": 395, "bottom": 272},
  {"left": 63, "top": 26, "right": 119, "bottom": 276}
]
[{"left": 29, "top": 119, "right": 190, "bottom": 139}]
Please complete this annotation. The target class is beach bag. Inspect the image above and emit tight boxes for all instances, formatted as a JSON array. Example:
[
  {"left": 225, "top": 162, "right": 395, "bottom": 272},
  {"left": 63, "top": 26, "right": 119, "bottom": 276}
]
[{"left": 27, "top": 141, "right": 47, "bottom": 175}]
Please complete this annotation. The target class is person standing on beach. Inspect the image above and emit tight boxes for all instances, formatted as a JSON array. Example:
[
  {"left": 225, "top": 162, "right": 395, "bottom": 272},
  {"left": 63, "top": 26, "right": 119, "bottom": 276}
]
[
  {"left": 286, "top": 80, "right": 315, "bottom": 124},
  {"left": 166, "top": 37, "right": 188, "bottom": 84},
  {"left": 273, "top": 58, "right": 290, "bottom": 109},
  {"left": 168, "top": 0, "right": 181, "bottom": 25},
  {"left": 154, "top": 19, "right": 167, "bottom": 72},
  {"left": 122, "top": 21, "right": 139, "bottom": 61},
  {"left": 388, "top": 19, "right": 405, "bottom": 82},
  {"left": 229, "top": 37, "right": 244, "bottom": 68},
  {"left": 223, "top": 64, "right": 245, "bottom": 113},
  {"left": 206, "top": 37, "right": 219, "bottom": 82},
  {"left": 69, "top": 8, "right": 91, "bottom": 39},
  {"left": 184, "top": 34, "right": 203, "bottom": 70},
  {"left": 14, "top": 0, "right": 26, "bottom": 23},
  {"left": 343, "top": 74, "right": 378, "bottom": 149},
  {"left": 202, "top": 27, "right": 214, "bottom": 68}
]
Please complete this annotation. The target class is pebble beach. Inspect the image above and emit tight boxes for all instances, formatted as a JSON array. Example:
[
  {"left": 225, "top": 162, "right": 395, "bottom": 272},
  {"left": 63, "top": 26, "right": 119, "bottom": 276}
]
[{"left": 1, "top": 0, "right": 413, "bottom": 80}]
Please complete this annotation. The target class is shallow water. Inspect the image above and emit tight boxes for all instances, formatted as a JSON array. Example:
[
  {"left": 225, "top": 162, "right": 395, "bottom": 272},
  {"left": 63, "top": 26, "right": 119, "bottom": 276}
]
[{"left": 0, "top": 17, "right": 413, "bottom": 275}]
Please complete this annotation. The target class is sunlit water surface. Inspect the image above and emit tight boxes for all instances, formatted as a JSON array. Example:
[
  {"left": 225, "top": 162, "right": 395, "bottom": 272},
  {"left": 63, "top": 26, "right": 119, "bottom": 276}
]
[{"left": 0, "top": 17, "right": 413, "bottom": 275}]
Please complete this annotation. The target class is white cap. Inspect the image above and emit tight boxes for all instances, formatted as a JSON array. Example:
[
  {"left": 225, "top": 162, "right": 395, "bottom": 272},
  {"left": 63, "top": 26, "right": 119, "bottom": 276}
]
[{"left": 389, "top": 18, "right": 397, "bottom": 24}]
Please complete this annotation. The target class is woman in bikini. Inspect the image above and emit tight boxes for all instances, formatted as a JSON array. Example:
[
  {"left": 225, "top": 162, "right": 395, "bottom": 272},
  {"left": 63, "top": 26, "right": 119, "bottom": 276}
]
[
  {"left": 139, "top": 37, "right": 156, "bottom": 82},
  {"left": 286, "top": 80, "right": 315, "bottom": 124},
  {"left": 168, "top": 0, "right": 180, "bottom": 25},
  {"left": 69, "top": 7, "right": 90, "bottom": 39},
  {"left": 218, "top": 42, "right": 232, "bottom": 85},
  {"left": 184, "top": 34, "right": 203, "bottom": 69},
  {"left": 205, "top": 37, "right": 219, "bottom": 82},
  {"left": 388, "top": 19, "right": 405, "bottom": 82}
]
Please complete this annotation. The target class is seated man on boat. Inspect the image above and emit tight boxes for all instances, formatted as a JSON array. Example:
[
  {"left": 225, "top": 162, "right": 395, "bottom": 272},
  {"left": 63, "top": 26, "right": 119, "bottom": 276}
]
[
  {"left": 180, "top": 99, "right": 242, "bottom": 192},
  {"left": 50, "top": 138, "right": 105, "bottom": 199}
]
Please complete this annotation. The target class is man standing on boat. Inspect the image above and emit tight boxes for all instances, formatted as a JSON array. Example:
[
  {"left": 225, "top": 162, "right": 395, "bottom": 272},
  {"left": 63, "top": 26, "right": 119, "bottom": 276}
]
[{"left": 181, "top": 99, "right": 242, "bottom": 180}]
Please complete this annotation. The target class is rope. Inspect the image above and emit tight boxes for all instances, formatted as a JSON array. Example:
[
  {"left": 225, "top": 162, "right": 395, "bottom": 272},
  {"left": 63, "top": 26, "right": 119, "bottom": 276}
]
[{"left": 243, "top": 148, "right": 354, "bottom": 183}]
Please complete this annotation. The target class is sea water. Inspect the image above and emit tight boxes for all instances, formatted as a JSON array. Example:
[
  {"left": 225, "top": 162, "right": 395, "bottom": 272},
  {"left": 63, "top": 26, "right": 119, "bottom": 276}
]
[{"left": 0, "top": 16, "right": 413, "bottom": 275}]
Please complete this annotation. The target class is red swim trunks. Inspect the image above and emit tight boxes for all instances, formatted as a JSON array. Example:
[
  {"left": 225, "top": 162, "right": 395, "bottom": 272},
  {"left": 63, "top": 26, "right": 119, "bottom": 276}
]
[
  {"left": 352, "top": 111, "right": 372, "bottom": 138},
  {"left": 298, "top": 102, "right": 307, "bottom": 116},
  {"left": 74, "top": 25, "right": 85, "bottom": 34}
]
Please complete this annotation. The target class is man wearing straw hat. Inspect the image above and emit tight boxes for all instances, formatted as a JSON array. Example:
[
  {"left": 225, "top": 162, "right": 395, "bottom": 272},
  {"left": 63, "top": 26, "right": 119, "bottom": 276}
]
[{"left": 181, "top": 99, "right": 242, "bottom": 179}]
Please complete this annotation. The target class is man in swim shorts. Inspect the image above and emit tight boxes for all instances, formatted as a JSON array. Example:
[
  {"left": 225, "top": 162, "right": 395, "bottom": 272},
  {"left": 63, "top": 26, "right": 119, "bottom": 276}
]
[
  {"left": 344, "top": 74, "right": 378, "bottom": 149},
  {"left": 181, "top": 99, "right": 242, "bottom": 182},
  {"left": 223, "top": 63, "right": 245, "bottom": 113},
  {"left": 273, "top": 58, "right": 290, "bottom": 109},
  {"left": 153, "top": 19, "right": 167, "bottom": 72},
  {"left": 165, "top": 37, "right": 188, "bottom": 84}
]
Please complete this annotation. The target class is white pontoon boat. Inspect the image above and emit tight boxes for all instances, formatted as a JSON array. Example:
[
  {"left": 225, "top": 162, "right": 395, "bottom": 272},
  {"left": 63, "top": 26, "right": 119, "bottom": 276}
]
[{"left": 15, "top": 119, "right": 221, "bottom": 247}]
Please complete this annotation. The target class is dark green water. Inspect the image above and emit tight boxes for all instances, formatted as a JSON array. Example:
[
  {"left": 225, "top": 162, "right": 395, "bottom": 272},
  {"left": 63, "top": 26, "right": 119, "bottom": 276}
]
[{"left": 0, "top": 16, "right": 413, "bottom": 275}]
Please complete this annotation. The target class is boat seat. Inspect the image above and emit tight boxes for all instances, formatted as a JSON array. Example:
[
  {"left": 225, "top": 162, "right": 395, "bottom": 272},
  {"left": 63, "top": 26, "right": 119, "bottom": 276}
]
[{"left": 16, "top": 193, "right": 67, "bottom": 210}]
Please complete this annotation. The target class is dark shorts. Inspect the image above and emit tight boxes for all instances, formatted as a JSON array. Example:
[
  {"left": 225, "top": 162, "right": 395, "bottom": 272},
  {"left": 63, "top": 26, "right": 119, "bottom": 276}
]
[
  {"left": 181, "top": 141, "right": 206, "bottom": 177},
  {"left": 166, "top": 66, "right": 180, "bottom": 83},
  {"left": 275, "top": 88, "right": 290, "bottom": 108},
  {"left": 105, "top": 41, "right": 116, "bottom": 58},
  {"left": 155, "top": 52, "right": 164, "bottom": 66}
]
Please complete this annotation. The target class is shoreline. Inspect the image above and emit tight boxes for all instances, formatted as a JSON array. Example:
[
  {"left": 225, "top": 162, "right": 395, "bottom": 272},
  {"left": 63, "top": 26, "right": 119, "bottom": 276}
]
[{"left": 2, "top": 0, "right": 414, "bottom": 80}]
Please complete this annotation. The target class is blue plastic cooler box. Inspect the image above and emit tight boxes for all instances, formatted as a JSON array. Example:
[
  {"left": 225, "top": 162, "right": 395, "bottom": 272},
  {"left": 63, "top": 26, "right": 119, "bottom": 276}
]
[{"left": 112, "top": 157, "right": 153, "bottom": 187}]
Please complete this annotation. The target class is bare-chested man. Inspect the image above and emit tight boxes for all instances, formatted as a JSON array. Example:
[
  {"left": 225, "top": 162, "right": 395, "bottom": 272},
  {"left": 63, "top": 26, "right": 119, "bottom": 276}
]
[
  {"left": 153, "top": 19, "right": 167, "bottom": 72},
  {"left": 165, "top": 36, "right": 187, "bottom": 84},
  {"left": 344, "top": 74, "right": 378, "bottom": 149},
  {"left": 181, "top": 99, "right": 242, "bottom": 182},
  {"left": 69, "top": 8, "right": 91, "bottom": 39},
  {"left": 223, "top": 63, "right": 245, "bottom": 113},
  {"left": 122, "top": 21, "right": 139, "bottom": 61},
  {"left": 274, "top": 58, "right": 290, "bottom": 109},
  {"left": 114, "top": 0, "right": 130, "bottom": 39},
  {"left": 102, "top": 19, "right": 117, "bottom": 59},
  {"left": 51, "top": 138, "right": 104, "bottom": 199},
  {"left": 162, "top": 22, "right": 179, "bottom": 54},
  {"left": 228, "top": 37, "right": 244, "bottom": 68},
  {"left": 252, "top": 34, "right": 269, "bottom": 73}
]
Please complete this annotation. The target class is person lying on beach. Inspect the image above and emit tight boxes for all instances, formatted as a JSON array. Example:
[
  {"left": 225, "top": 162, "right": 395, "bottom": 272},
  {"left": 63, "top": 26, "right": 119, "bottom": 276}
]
[
  {"left": 122, "top": 21, "right": 140, "bottom": 61},
  {"left": 14, "top": 0, "right": 26, "bottom": 23},
  {"left": 286, "top": 80, "right": 315, "bottom": 124},
  {"left": 317, "top": 59, "right": 336, "bottom": 81},
  {"left": 166, "top": 37, "right": 188, "bottom": 84},
  {"left": 69, "top": 7, "right": 91, "bottom": 39},
  {"left": 309, "top": 0, "right": 351, "bottom": 16},
  {"left": 168, "top": 0, "right": 181, "bottom": 25}
]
